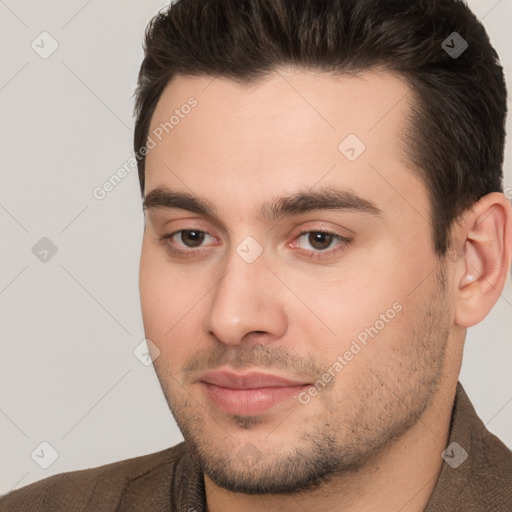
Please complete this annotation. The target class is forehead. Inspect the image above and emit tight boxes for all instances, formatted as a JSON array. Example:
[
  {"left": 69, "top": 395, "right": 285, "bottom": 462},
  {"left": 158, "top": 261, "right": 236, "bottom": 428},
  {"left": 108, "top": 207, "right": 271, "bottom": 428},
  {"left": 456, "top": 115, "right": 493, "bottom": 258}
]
[{"left": 144, "top": 68, "right": 427, "bottom": 223}]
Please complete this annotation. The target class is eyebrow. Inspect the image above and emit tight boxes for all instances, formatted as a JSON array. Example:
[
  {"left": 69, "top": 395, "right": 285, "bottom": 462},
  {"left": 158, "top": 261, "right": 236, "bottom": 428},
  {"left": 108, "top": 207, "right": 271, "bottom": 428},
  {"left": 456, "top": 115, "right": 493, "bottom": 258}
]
[{"left": 142, "top": 185, "right": 383, "bottom": 222}]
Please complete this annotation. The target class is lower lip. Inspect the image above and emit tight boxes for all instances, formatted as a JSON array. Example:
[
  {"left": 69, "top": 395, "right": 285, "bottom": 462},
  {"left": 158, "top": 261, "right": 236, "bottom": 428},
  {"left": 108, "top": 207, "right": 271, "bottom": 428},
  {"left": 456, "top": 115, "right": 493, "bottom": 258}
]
[{"left": 201, "top": 382, "right": 310, "bottom": 415}]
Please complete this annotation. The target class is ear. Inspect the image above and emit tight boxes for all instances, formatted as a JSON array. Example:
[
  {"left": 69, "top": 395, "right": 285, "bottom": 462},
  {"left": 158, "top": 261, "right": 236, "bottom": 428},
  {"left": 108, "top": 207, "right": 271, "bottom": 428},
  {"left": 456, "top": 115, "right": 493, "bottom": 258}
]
[{"left": 453, "top": 192, "right": 512, "bottom": 327}]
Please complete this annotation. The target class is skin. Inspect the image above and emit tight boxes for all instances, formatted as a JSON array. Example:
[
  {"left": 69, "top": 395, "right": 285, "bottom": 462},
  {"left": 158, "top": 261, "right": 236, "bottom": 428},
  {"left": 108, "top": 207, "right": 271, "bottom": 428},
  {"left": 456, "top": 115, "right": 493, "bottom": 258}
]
[{"left": 139, "top": 68, "right": 512, "bottom": 512}]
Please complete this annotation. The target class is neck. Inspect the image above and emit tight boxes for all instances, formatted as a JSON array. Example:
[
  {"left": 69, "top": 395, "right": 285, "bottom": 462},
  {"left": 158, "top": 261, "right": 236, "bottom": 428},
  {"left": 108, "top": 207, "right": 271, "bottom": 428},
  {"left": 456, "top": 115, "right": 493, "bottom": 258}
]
[{"left": 204, "top": 379, "right": 458, "bottom": 512}]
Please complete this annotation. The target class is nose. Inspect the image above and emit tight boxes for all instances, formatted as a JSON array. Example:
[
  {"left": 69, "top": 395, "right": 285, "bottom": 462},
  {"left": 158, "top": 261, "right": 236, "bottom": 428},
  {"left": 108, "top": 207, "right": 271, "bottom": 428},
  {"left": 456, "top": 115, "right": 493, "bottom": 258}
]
[{"left": 203, "top": 249, "right": 288, "bottom": 346}]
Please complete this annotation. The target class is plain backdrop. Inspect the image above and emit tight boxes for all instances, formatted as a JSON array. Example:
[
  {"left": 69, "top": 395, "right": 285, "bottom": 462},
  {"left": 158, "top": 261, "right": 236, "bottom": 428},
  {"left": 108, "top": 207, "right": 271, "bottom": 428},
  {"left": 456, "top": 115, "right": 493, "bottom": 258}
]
[{"left": 1, "top": 0, "right": 511, "bottom": 495}]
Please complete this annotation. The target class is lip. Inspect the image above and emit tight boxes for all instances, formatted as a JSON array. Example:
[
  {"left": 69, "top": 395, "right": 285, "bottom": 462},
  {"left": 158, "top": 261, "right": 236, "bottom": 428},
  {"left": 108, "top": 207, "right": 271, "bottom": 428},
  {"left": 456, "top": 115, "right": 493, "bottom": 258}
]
[
  {"left": 200, "top": 370, "right": 310, "bottom": 389},
  {"left": 199, "top": 369, "right": 311, "bottom": 415}
]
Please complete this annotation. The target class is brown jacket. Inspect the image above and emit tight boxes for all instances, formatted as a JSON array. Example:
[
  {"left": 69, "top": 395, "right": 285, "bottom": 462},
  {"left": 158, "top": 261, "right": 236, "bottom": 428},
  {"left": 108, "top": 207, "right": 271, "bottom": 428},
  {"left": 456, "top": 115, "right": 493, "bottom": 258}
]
[{"left": 1, "top": 382, "right": 511, "bottom": 511}]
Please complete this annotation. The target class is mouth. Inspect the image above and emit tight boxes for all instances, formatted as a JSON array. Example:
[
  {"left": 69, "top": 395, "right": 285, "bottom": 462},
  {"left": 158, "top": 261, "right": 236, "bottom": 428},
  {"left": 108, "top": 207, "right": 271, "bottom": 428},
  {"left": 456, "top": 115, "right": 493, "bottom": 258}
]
[{"left": 199, "top": 369, "right": 312, "bottom": 415}]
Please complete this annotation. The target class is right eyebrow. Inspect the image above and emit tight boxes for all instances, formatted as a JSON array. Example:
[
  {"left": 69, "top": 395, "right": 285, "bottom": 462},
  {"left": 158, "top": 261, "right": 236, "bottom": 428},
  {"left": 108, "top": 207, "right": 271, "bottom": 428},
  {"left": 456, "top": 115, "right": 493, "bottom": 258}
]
[{"left": 143, "top": 187, "right": 216, "bottom": 217}]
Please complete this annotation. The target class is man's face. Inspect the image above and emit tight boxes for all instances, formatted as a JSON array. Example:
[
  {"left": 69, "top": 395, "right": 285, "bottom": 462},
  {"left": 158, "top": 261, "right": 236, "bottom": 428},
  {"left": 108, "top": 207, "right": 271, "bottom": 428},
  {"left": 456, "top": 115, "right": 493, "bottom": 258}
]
[{"left": 139, "top": 69, "right": 453, "bottom": 493}]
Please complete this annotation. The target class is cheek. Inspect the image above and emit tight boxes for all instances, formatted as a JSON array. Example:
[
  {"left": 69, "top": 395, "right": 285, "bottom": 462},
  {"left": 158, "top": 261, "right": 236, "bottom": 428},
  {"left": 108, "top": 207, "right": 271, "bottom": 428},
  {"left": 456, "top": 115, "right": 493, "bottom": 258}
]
[
  {"left": 140, "top": 249, "right": 166, "bottom": 333},
  {"left": 139, "top": 245, "right": 210, "bottom": 365},
  {"left": 140, "top": 247, "right": 186, "bottom": 341},
  {"left": 294, "top": 271, "right": 417, "bottom": 383},
  {"left": 296, "top": 266, "right": 401, "bottom": 344}
]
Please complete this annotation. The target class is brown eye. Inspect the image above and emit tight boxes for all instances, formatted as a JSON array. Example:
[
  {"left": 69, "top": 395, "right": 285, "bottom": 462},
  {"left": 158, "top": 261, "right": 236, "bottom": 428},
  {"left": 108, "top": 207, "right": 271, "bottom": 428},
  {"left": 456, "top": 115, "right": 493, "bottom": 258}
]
[
  {"left": 292, "top": 229, "right": 352, "bottom": 259},
  {"left": 158, "top": 228, "right": 216, "bottom": 258},
  {"left": 307, "top": 232, "right": 335, "bottom": 250},
  {"left": 179, "top": 230, "right": 206, "bottom": 247}
]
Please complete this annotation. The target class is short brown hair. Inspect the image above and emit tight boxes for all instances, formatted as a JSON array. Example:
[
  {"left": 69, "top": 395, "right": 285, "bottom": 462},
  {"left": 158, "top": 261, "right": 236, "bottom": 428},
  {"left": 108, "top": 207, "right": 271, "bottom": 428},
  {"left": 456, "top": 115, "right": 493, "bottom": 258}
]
[{"left": 133, "top": 0, "right": 507, "bottom": 256}]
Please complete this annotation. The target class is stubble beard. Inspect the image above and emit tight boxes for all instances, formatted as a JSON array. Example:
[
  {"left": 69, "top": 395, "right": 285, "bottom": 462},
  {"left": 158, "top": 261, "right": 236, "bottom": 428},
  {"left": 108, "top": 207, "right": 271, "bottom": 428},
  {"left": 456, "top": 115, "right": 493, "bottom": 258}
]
[{"left": 154, "top": 265, "right": 450, "bottom": 495}]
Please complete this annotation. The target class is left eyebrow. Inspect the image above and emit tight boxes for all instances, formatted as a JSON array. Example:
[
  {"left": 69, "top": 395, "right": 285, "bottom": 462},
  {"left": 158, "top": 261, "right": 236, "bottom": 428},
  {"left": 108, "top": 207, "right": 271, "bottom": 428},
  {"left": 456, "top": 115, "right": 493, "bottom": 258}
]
[
  {"left": 259, "top": 187, "right": 383, "bottom": 222},
  {"left": 142, "top": 185, "right": 383, "bottom": 222}
]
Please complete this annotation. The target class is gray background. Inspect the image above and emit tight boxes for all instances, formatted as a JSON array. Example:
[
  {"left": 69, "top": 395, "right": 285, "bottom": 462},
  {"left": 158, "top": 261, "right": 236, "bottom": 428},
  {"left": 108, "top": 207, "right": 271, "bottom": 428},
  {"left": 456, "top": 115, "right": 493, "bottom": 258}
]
[{"left": 1, "top": 0, "right": 511, "bottom": 495}]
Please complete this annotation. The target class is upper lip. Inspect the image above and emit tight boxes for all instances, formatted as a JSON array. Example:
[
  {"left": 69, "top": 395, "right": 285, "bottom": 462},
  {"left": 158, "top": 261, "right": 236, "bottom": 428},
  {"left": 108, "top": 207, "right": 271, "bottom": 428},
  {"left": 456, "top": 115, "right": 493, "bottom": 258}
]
[{"left": 200, "top": 369, "right": 311, "bottom": 389}]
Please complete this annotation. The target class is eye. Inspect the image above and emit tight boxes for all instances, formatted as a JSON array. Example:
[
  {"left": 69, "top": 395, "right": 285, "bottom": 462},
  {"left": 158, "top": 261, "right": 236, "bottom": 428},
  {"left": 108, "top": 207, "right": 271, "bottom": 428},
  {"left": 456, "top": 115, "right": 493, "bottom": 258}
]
[
  {"left": 291, "top": 230, "right": 351, "bottom": 258},
  {"left": 159, "top": 229, "right": 215, "bottom": 256},
  {"left": 158, "top": 228, "right": 351, "bottom": 259}
]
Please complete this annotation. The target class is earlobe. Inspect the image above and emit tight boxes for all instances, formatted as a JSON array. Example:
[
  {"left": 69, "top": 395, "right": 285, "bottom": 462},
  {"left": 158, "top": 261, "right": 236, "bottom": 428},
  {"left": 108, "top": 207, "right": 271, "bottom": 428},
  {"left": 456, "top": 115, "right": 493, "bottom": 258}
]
[{"left": 453, "top": 193, "right": 512, "bottom": 328}]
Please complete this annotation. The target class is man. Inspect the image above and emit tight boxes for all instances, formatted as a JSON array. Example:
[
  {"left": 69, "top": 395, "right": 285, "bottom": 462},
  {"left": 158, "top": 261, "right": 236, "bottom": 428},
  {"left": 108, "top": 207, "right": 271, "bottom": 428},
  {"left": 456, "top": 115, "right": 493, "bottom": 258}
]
[{"left": 1, "top": 0, "right": 511, "bottom": 510}]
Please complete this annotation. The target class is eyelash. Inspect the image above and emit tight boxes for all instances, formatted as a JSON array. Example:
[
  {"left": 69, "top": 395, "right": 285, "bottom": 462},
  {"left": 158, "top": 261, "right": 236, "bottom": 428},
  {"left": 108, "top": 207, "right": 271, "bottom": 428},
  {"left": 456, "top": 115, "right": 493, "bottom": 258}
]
[{"left": 158, "top": 229, "right": 352, "bottom": 260}]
